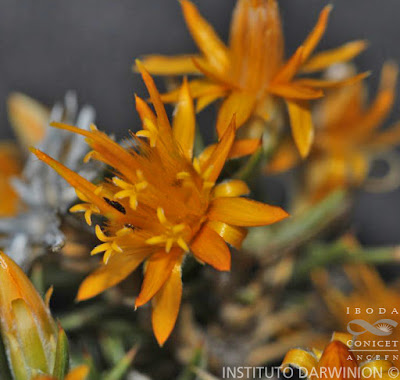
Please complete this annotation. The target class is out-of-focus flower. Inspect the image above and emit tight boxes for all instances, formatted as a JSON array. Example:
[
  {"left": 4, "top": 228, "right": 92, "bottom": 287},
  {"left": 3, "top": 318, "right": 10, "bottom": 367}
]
[
  {"left": 32, "top": 64, "right": 289, "bottom": 346},
  {"left": 140, "top": 0, "right": 367, "bottom": 157},
  {"left": 0, "top": 143, "right": 21, "bottom": 217},
  {"left": 0, "top": 92, "right": 49, "bottom": 217},
  {"left": 282, "top": 332, "right": 398, "bottom": 379},
  {"left": 0, "top": 251, "right": 76, "bottom": 379},
  {"left": 7, "top": 92, "right": 50, "bottom": 149},
  {"left": 32, "top": 365, "right": 89, "bottom": 380},
  {"left": 313, "top": 237, "right": 400, "bottom": 367},
  {"left": 0, "top": 92, "right": 96, "bottom": 266},
  {"left": 269, "top": 63, "right": 400, "bottom": 204}
]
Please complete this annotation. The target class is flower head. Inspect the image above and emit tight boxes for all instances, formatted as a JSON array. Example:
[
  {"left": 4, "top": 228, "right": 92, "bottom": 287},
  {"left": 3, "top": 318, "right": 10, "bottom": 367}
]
[
  {"left": 32, "top": 64, "right": 289, "bottom": 346},
  {"left": 269, "top": 62, "right": 400, "bottom": 203},
  {"left": 313, "top": 238, "right": 400, "bottom": 366},
  {"left": 282, "top": 332, "right": 398, "bottom": 380},
  {"left": 32, "top": 366, "right": 89, "bottom": 380},
  {"left": 140, "top": 0, "right": 367, "bottom": 157}
]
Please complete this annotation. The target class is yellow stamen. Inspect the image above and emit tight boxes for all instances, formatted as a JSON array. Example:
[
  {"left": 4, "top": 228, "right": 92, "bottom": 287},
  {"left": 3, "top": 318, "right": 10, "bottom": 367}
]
[
  {"left": 69, "top": 203, "right": 100, "bottom": 226},
  {"left": 91, "top": 225, "right": 126, "bottom": 263},
  {"left": 136, "top": 118, "right": 158, "bottom": 147},
  {"left": 113, "top": 170, "right": 148, "bottom": 210},
  {"left": 146, "top": 207, "right": 190, "bottom": 253}
]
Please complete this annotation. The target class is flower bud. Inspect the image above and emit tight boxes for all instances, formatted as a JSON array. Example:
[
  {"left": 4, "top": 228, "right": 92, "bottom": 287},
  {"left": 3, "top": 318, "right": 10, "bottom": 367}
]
[{"left": 0, "top": 251, "right": 64, "bottom": 379}]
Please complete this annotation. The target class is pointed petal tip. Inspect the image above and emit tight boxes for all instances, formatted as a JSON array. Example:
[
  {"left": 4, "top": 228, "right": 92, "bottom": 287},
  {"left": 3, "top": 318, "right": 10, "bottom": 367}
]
[
  {"left": 134, "top": 297, "right": 146, "bottom": 309},
  {"left": 28, "top": 146, "right": 37, "bottom": 154},
  {"left": 136, "top": 59, "right": 149, "bottom": 77},
  {"left": 135, "top": 58, "right": 143, "bottom": 68},
  {"left": 132, "top": 59, "right": 143, "bottom": 73},
  {"left": 154, "top": 326, "right": 171, "bottom": 347},
  {"left": 75, "top": 288, "right": 92, "bottom": 303},
  {"left": 220, "top": 261, "right": 231, "bottom": 272}
]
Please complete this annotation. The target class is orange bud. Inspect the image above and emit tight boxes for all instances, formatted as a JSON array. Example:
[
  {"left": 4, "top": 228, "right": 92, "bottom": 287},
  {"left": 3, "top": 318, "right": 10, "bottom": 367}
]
[{"left": 0, "top": 252, "right": 58, "bottom": 379}]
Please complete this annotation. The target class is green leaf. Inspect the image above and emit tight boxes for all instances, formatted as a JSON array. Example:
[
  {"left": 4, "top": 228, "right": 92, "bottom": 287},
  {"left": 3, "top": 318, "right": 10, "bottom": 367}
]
[
  {"left": 102, "top": 346, "right": 137, "bottom": 380},
  {"left": 52, "top": 326, "right": 70, "bottom": 379}
]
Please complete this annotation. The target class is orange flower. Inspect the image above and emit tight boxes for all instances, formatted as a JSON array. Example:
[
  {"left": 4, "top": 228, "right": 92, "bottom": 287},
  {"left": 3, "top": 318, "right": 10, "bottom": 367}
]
[
  {"left": 0, "top": 92, "right": 49, "bottom": 217},
  {"left": 32, "top": 366, "right": 89, "bottom": 380},
  {"left": 0, "top": 143, "right": 21, "bottom": 216},
  {"left": 32, "top": 64, "right": 289, "bottom": 346},
  {"left": 140, "top": 0, "right": 367, "bottom": 157},
  {"left": 314, "top": 239, "right": 400, "bottom": 367},
  {"left": 269, "top": 63, "right": 400, "bottom": 203},
  {"left": 282, "top": 332, "right": 398, "bottom": 380}
]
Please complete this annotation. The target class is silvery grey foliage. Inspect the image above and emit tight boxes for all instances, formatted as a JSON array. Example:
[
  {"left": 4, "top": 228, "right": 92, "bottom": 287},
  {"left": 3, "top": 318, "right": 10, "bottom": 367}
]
[{"left": 0, "top": 92, "right": 97, "bottom": 267}]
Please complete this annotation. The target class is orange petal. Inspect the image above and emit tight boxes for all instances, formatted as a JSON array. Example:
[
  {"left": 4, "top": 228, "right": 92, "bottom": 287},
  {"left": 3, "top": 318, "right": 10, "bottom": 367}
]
[
  {"left": 267, "top": 139, "right": 301, "bottom": 173},
  {"left": 281, "top": 348, "right": 318, "bottom": 376},
  {"left": 31, "top": 148, "right": 121, "bottom": 219},
  {"left": 136, "top": 60, "right": 171, "bottom": 132},
  {"left": 206, "top": 221, "right": 247, "bottom": 249},
  {"left": 65, "top": 365, "right": 90, "bottom": 380},
  {"left": 301, "top": 5, "right": 332, "bottom": 61},
  {"left": 160, "top": 79, "right": 227, "bottom": 104},
  {"left": 273, "top": 47, "right": 304, "bottom": 84},
  {"left": 135, "top": 248, "right": 182, "bottom": 308},
  {"left": 268, "top": 82, "right": 323, "bottom": 100},
  {"left": 295, "top": 72, "right": 370, "bottom": 89},
  {"left": 301, "top": 40, "right": 368, "bottom": 73},
  {"left": 192, "top": 57, "right": 236, "bottom": 88},
  {"left": 208, "top": 197, "right": 289, "bottom": 227},
  {"left": 77, "top": 251, "right": 149, "bottom": 301},
  {"left": 212, "top": 179, "right": 250, "bottom": 198},
  {"left": 229, "top": 138, "right": 261, "bottom": 159},
  {"left": 196, "top": 91, "right": 226, "bottom": 112},
  {"left": 180, "top": 0, "right": 230, "bottom": 73},
  {"left": 198, "top": 138, "right": 261, "bottom": 166},
  {"left": 0, "top": 143, "right": 21, "bottom": 217},
  {"left": 370, "top": 121, "right": 400, "bottom": 147},
  {"left": 351, "top": 152, "right": 368, "bottom": 185},
  {"left": 202, "top": 116, "right": 235, "bottom": 182},
  {"left": 318, "top": 341, "right": 358, "bottom": 378},
  {"left": 152, "top": 262, "right": 182, "bottom": 346},
  {"left": 356, "top": 62, "right": 398, "bottom": 135},
  {"left": 138, "top": 54, "right": 200, "bottom": 75},
  {"left": 191, "top": 225, "right": 231, "bottom": 271},
  {"left": 306, "top": 156, "right": 348, "bottom": 202},
  {"left": 48, "top": 122, "right": 140, "bottom": 182},
  {"left": 135, "top": 95, "right": 157, "bottom": 125},
  {"left": 286, "top": 99, "right": 314, "bottom": 158},
  {"left": 172, "top": 78, "right": 196, "bottom": 160},
  {"left": 216, "top": 91, "right": 256, "bottom": 137}
]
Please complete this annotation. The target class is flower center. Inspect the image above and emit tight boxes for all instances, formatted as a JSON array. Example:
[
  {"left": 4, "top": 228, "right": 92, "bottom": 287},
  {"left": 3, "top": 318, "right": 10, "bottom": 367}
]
[
  {"left": 145, "top": 207, "right": 190, "bottom": 253},
  {"left": 113, "top": 170, "right": 148, "bottom": 210}
]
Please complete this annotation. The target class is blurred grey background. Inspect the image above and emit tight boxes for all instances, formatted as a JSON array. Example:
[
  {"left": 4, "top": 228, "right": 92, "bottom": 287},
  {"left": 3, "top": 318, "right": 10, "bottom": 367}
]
[{"left": 0, "top": 0, "right": 399, "bottom": 245}]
